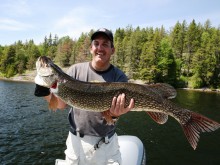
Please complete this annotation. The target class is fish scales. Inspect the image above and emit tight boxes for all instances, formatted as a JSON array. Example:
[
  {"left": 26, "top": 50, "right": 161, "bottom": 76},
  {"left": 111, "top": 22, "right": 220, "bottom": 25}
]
[
  {"left": 35, "top": 56, "right": 220, "bottom": 150},
  {"left": 49, "top": 59, "right": 212, "bottom": 124},
  {"left": 48, "top": 68, "right": 165, "bottom": 112},
  {"left": 57, "top": 80, "right": 163, "bottom": 112}
]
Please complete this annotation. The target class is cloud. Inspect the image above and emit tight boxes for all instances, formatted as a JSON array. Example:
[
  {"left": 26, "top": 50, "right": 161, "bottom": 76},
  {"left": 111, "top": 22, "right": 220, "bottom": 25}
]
[
  {"left": 0, "top": 18, "right": 33, "bottom": 31},
  {"left": 50, "top": 6, "right": 105, "bottom": 39},
  {"left": 0, "top": 0, "right": 31, "bottom": 16}
]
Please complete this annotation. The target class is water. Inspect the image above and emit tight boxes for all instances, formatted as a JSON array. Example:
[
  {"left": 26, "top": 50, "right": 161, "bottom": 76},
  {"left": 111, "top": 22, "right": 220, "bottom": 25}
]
[
  {"left": 0, "top": 80, "right": 69, "bottom": 164},
  {"left": 0, "top": 80, "right": 220, "bottom": 165}
]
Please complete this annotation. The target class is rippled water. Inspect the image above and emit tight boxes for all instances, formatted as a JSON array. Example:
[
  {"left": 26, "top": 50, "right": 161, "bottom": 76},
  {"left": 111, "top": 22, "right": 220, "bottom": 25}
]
[
  {"left": 0, "top": 80, "right": 69, "bottom": 164},
  {"left": 0, "top": 80, "right": 220, "bottom": 165}
]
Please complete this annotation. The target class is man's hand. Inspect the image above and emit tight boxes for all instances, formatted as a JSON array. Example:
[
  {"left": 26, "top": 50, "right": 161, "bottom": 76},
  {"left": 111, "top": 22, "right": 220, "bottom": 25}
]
[{"left": 109, "top": 93, "right": 134, "bottom": 117}]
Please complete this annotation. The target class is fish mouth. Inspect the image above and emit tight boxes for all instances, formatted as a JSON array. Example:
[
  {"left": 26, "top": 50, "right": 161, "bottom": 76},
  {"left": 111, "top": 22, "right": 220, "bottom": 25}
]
[{"left": 35, "top": 74, "right": 56, "bottom": 87}]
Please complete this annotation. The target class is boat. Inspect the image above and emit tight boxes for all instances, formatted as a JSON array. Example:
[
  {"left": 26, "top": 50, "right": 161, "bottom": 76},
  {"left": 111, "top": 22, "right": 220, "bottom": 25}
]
[
  {"left": 118, "top": 135, "right": 146, "bottom": 165},
  {"left": 55, "top": 135, "right": 146, "bottom": 165}
]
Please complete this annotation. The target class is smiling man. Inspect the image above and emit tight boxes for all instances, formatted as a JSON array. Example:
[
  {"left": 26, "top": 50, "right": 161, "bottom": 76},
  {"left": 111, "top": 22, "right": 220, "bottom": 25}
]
[{"left": 36, "top": 28, "right": 134, "bottom": 165}]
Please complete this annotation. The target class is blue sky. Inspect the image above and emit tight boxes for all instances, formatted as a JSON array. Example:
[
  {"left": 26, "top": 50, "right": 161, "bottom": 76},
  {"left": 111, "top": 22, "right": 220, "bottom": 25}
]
[{"left": 0, "top": 0, "right": 220, "bottom": 46}]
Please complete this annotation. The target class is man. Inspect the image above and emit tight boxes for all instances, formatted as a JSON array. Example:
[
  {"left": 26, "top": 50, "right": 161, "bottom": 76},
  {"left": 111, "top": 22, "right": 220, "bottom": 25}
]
[{"left": 35, "top": 28, "right": 134, "bottom": 165}]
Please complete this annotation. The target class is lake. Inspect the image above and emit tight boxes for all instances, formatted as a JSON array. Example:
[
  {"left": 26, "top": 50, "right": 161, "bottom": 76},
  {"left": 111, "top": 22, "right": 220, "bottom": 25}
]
[{"left": 0, "top": 80, "right": 220, "bottom": 165}]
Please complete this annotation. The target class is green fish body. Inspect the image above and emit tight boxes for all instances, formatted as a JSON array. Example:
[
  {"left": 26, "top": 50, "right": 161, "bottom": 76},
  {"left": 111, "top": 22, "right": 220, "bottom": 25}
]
[{"left": 35, "top": 56, "right": 220, "bottom": 150}]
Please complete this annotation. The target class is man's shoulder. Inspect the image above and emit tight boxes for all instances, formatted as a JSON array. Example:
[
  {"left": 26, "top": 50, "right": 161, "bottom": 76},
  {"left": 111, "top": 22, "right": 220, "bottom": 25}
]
[
  {"left": 112, "top": 65, "right": 123, "bottom": 72},
  {"left": 110, "top": 65, "right": 128, "bottom": 82},
  {"left": 67, "top": 62, "right": 89, "bottom": 76},
  {"left": 71, "top": 62, "right": 90, "bottom": 68},
  {"left": 111, "top": 65, "right": 126, "bottom": 76},
  {"left": 68, "top": 62, "right": 89, "bottom": 71}
]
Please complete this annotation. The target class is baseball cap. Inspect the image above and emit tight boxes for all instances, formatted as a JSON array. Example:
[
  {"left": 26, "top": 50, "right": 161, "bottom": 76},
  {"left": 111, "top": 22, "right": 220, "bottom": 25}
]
[{"left": 91, "top": 28, "right": 113, "bottom": 43}]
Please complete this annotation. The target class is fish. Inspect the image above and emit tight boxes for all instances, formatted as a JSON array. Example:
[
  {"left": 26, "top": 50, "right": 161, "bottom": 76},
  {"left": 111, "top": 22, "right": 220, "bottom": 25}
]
[{"left": 35, "top": 56, "right": 220, "bottom": 150}]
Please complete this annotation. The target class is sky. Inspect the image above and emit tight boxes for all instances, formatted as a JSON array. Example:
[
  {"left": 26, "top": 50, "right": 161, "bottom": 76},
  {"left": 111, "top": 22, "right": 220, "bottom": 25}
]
[{"left": 0, "top": 0, "right": 220, "bottom": 46}]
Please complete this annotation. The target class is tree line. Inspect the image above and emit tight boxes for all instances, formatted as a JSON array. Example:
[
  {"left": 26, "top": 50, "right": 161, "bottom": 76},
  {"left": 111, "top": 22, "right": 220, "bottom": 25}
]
[{"left": 0, "top": 19, "right": 220, "bottom": 89}]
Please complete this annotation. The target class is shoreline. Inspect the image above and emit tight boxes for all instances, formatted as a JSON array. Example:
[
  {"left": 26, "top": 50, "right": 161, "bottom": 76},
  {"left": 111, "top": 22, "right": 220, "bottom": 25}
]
[
  {"left": 1, "top": 71, "right": 220, "bottom": 93},
  {"left": 0, "top": 70, "right": 36, "bottom": 83},
  {"left": 178, "top": 87, "right": 220, "bottom": 93},
  {"left": 0, "top": 77, "right": 34, "bottom": 83}
]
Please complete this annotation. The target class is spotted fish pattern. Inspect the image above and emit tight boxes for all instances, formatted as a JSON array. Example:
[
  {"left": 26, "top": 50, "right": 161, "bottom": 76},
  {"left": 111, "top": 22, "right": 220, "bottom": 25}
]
[{"left": 35, "top": 56, "right": 220, "bottom": 150}]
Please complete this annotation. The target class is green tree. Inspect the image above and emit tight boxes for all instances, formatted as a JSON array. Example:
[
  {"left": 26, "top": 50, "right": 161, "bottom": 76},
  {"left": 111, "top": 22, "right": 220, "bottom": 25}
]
[
  {"left": 170, "top": 20, "right": 187, "bottom": 79},
  {"left": 122, "top": 26, "right": 134, "bottom": 78},
  {"left": 139, "top": 40, "right": 157, "bottom": 82},
  {"left": 14, "top": 41, "right": 27, "bottom": 74},
  {"left": 70, "top": 32, "right": 91, "bottom": 64},
  {"left": 0, "top": 45, "right": 16, "bottom": 77},
  {"left": 25, "top": 40, "right": 41, "bottom": 70},
  {"left": 113, "top": 28, "right": 126, "bottom": 69},
  {"left": 210, "top": 27, "right": 220, "bottom": 88},
  {"left": 158, "top": 38, "right": 176, "bottom": 85},
  {"left": 55, "top": 36, "right": 74, "bottom": 67},
  {"left": 41, "top": 36, "right": 49, "bottom": 55},
  {"left": 183, "top": 19, "right": 201, "bottom": 77},
  {"left": 0, "top": 45, "right": 4, "bottom": 69},
  {"left": 191, "top": 25, "right": 217, "bottom": 88}
]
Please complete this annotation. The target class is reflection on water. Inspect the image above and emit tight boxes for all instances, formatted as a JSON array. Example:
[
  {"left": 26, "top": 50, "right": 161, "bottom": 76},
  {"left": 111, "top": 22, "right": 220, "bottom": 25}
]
[{"left": 0, "top": 81, "right": 220, "bottom": 165}]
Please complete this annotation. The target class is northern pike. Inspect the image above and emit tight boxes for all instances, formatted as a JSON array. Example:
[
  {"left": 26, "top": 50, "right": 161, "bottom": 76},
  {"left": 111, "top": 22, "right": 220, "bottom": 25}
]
[{"left": 35, "top": 56, "right": 220, "bottom": 150}]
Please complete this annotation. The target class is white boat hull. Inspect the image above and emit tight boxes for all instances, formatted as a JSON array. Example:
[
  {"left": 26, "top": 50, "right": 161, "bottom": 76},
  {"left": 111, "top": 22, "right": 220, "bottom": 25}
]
[{"left": 118, "top": 135, "right": 146, "bottom": 165}]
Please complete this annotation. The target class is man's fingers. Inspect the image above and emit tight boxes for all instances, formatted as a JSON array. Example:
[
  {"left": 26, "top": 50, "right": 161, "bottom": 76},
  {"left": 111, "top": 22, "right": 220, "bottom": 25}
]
[
  {"left": 111, "top": 96, "right": 117, "bottom": 110},
  {"left": 115, "top": 94, "right": 122, "bottom": 111},
  {"left": 110, "top": 94, "right": 134, "bottom": 117},
  {"left": 128, "top": 98, "right": 135, "bottom": 110},
  {"left": 120, "top": 93, "right": 125, "bottom": 109}
]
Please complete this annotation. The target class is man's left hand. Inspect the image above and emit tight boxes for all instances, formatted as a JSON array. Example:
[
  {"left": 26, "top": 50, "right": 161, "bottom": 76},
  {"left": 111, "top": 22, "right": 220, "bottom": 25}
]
[{"left": 109, "top": 93, "right": 134, "bottom": 117}]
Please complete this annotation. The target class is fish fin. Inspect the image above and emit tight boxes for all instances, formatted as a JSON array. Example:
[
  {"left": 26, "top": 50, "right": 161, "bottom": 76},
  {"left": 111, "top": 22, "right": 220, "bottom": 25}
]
[
  {"left": 49, "top": 93, "right": 58, "bottom": 111},
  {"left": 147, "top": 112, "right": 168, "bottom": 124},
  {"left": 181, "top": 111, "right": 220, "bottom": 150},
  {"left": 145, "top": 83, "right": 177, "bottom": 99},
  {"left": 102, "top": 110, "right": 115, "bottom": 125}
]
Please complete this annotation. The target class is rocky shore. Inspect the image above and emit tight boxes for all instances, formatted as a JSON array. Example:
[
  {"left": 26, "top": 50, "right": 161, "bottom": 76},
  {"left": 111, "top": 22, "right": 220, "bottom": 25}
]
[{"left": 0, "top": 70, "right": 36, "bottom": 83}]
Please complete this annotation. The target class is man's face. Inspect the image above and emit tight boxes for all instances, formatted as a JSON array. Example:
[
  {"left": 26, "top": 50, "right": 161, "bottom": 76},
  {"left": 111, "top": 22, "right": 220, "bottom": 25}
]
[{"left": 90, "top": 34, "right": 115, "bottom": 67}]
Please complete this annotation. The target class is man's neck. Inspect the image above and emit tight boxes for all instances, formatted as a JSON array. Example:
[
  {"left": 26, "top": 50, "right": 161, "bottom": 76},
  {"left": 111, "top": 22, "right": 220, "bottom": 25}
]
[{"left": 91, "top": 61, "right": 111, "bottom": 72}]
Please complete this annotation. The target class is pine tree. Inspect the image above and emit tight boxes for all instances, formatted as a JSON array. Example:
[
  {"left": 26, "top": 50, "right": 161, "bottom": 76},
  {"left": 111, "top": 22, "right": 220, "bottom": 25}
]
[
  {"left": 183, "top": 19, "right": 201, "bottom": 77},
  {"left": 26, "top": 40, "right": 41, "bottom": 70},
  {"left": 113, "top": 28, "right": 126, "bottom": 69},
  {"left": 158, "top": 38, "right": 176, "bottom": 85},
  {"left": 55, "top": 36, "right": 74, "bottom": 67},
  {"left": 0, "top": 45, "right": 16, "bottom": 77}
]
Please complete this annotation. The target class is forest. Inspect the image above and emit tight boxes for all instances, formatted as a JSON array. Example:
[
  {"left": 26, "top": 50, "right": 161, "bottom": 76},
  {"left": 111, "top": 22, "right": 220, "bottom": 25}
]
[{"left": 0, "top": 19, "right": 220, "bottom": 89}]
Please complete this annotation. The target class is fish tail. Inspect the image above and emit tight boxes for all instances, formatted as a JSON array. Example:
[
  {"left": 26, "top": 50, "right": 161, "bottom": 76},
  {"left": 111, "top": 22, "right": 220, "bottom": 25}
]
[{"left": 181, "top": 111, "right": 220, "bottom": 150}]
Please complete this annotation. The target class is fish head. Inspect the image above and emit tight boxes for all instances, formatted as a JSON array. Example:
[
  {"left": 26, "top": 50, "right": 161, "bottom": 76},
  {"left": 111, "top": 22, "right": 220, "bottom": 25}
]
[
  {"left": 36, "top": 56, "right": 54, "bottom": 76},
  {"left": 35, "top": 56, "right": 58, "bottom": 87}
]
